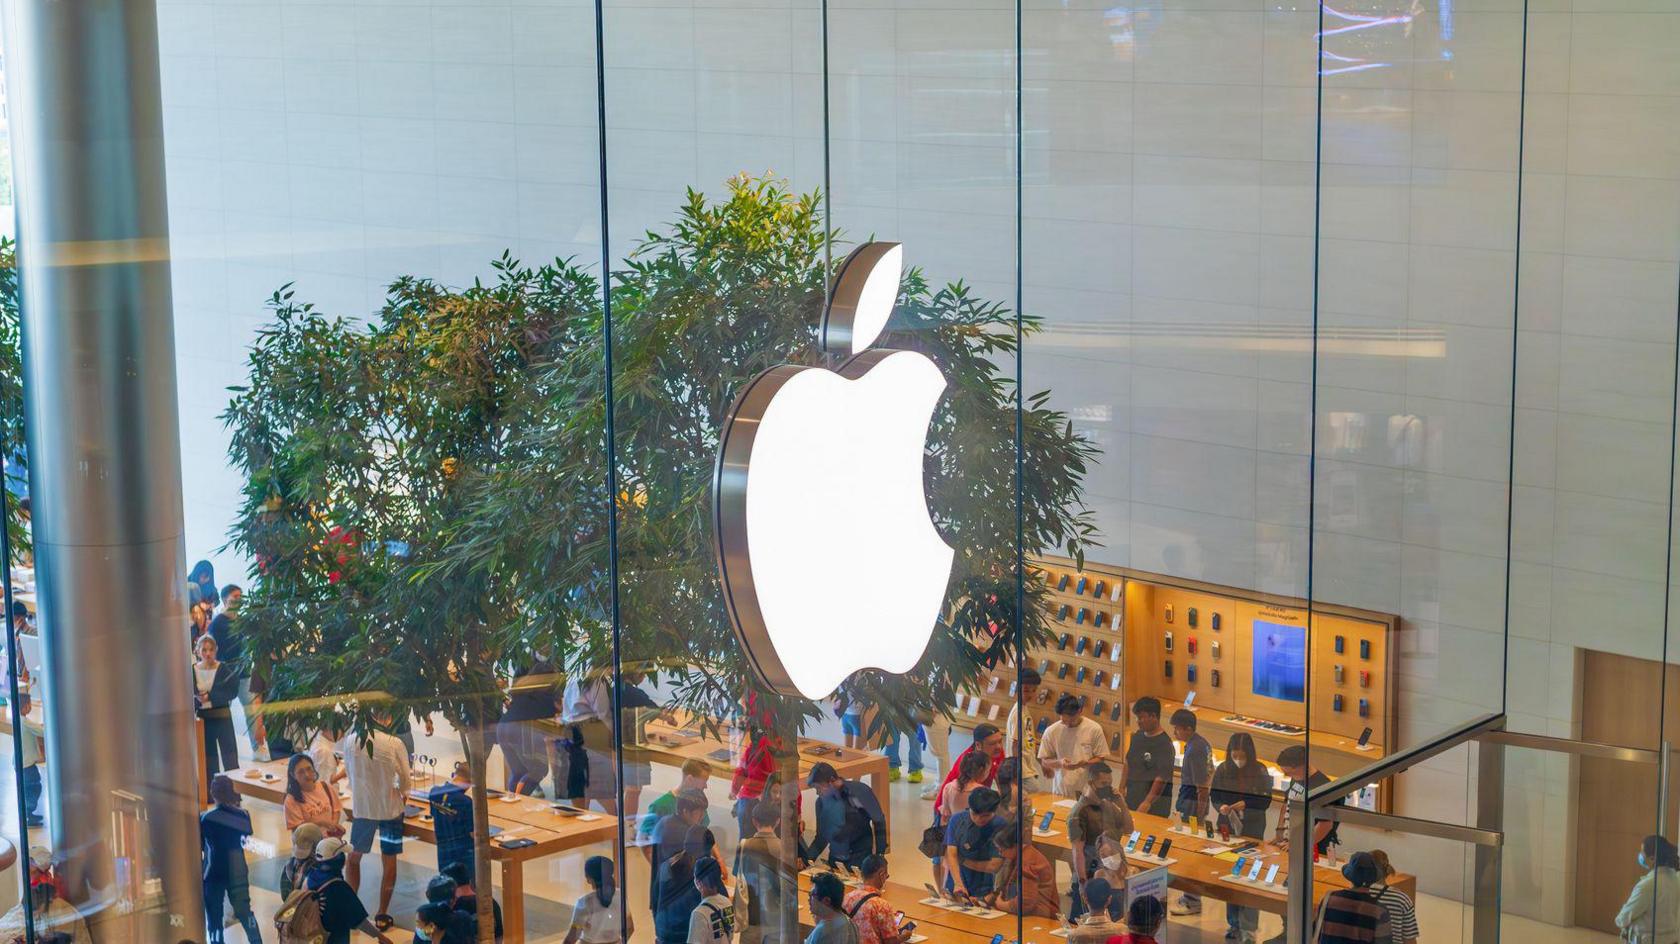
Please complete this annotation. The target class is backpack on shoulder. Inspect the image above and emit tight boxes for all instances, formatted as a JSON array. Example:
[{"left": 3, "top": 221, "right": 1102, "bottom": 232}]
[
  {"left": 1314, "top": 888, "right": 1393, "bottom": 944},
  {"left": 274, "top": 880, "right": 336, "bottom": 944}
]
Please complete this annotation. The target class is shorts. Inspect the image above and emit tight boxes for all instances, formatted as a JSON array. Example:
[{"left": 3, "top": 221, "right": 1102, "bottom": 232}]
[
  {"left": 349, "top": 816, "right": 404, "bottom": 856},
  {"left": 623, "top": 760, "right": 652, "bottom": 788},
  {"left": 841, "top": 714, "right": 863, "bottom": 737}
]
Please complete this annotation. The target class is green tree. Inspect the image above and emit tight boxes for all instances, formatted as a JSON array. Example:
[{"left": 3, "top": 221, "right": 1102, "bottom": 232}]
[
  {"left": 443, "top": 174, "right": 1099, "bottom": 740},
  {"left": 223, "top": 256, "right": 601, "bottom": 941},
  {"left": 0, "top": 238, "right": 27, "bottom": 560}
]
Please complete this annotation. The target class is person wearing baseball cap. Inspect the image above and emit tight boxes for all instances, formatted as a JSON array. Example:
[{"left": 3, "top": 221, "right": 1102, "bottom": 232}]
[
  {"left": 281, "top": 822, "right": 326, "bottom": 899},
  {"left": 931, "top": 723, "right": 1004, "bottom": 819},
  {"left": 306, "top": 836, "right": 393, "bottom": 944},
  {"left": 806, "top": 762, "right": 887, "bottom": 869}
]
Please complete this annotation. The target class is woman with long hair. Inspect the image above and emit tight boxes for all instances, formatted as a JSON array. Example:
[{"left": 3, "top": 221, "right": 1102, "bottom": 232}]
[
  {"left": 566, "top": 855, "right": 631, "bottom": 943},
  {"left": 188, "top": 560, "right": 219, "bottom": 609},
  {"left": 1209, "top": 732, "right": 1271, "bottom": 943},
  {"left": 193, "top": 636, "right": 241, "bottom": 777},
  {"left": 283, "top": 752, "right": 345, "bottom": 836}
]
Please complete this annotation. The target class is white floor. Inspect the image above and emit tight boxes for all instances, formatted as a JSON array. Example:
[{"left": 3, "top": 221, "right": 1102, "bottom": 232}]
[{"left": 0, "top": 705, "right": 1621, "bottom": 942}]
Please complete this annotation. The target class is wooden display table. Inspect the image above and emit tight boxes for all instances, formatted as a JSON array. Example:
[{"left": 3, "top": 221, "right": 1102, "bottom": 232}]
[
  {"left": 637, "top": 716, "right": 892, "bottom": 826},
  {"left": 1027, "top": 793, "right": 1416, "bottom": 913},
  {"left": 794, "top": 868, "right": 1065, "bottom": 942},
  {"left": 226, "top": 759, "right": 618, "bottom": 942}
]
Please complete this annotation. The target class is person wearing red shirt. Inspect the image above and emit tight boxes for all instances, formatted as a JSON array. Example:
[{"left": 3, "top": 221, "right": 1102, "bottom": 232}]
[{"left": 931, "top": 723, "right": 1004, "bottom": 819}]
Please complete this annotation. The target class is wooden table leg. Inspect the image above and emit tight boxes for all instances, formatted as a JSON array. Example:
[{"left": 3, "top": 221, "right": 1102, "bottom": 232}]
[
  {"left": 501, "top": 858, "right": 525, "bottom": 943},
  {"left": 867, "top": 758, "right": 891, "bottom": 830}
]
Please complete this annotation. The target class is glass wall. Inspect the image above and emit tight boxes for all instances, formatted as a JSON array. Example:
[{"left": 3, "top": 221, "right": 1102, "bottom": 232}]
[{"left": 0, "top": 0, "right": 1676, "bottom": 938}]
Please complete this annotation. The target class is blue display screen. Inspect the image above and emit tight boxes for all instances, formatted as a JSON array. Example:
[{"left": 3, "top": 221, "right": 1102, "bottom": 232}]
[{"left": 1251, "top": 619, "right": 1307, "bottom": 703}]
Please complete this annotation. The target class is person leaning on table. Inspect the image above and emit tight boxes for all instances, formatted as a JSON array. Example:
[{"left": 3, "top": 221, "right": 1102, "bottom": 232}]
[{"left": 1617, "top": 834, "right": 1680, "bottom": 944}]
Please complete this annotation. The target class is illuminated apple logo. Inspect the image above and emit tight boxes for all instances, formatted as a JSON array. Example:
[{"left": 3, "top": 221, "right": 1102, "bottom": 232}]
[{"left": 714, "top": 242, "right": 956, "bottom": 700}]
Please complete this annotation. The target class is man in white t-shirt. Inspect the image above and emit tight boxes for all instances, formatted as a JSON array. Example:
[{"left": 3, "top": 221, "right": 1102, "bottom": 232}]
[
  {"left": 339, "top": 714, "right": 412, "bottom": 931},
  {"left": 1037, "top": 694, "right": 1108, "bottom": 798},
  {"left": 1004, "top": 667, "right": 1044, "bottom": 794}
]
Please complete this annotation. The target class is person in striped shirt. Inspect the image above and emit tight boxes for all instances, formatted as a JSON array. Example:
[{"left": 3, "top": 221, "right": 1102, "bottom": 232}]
[{"left": 1367, "top": 850, "right": 1420, "bottom": 944}]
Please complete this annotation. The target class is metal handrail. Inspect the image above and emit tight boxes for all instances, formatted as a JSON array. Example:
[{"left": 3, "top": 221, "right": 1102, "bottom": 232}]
[{"left": 1307, "top": 712, "right": 1506, "bottom": 808}]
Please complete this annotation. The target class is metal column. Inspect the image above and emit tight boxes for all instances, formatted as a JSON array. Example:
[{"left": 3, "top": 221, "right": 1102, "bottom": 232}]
[
  {"left": 1, "top": 0, "right": 204, "bottom": 936},
  {"left": 1473, "top": 737, "right": 1505, "bottom": 944}
]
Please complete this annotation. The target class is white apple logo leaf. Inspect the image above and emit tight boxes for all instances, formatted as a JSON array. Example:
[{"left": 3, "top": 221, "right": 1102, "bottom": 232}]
[{"left": 714, "top": 242, "right": 957, "bottom": 700}]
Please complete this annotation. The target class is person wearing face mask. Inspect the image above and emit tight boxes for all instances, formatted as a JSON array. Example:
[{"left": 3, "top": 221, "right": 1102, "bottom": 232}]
[
  {"left": 416, "top": 902, "right": 472, "bottom": 944},
  {"left": 1065, "top": 761, "right": 1133, "bottom": 919},
  {"left": 1210, "top": 732, "right": 1271, "bottom": 942},
  {"left": 1617, "top": 834, "right": 1680, "bottom": 944}
]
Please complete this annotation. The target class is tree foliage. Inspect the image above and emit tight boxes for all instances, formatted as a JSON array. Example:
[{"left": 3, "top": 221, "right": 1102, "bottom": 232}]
[
  {"left": 0, "top": 238, "right": 27, "bottom": 559},
  {"left": 224, "top": 176, "right": 1098, "bottom": 899}
]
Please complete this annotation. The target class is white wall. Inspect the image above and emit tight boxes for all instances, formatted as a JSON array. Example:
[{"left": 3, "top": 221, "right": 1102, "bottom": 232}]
[{"left": 156, "top": 0, "right": 1680, "bottom": 926}]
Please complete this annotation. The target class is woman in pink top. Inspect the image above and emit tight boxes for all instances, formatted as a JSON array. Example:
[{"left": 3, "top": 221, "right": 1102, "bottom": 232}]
[
  {"left": 283, "top": 752, "right": 345, "bottom": 836},
  {"left": 931, "top": 750, "right": 992, "bottom": 889}
]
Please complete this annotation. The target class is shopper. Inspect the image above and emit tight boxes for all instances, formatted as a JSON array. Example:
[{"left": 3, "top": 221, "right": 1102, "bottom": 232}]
[
  {"left": 209, "top": 584, "right": 268, "bottom": 760},
  {"left": 837, "top": 684, "right": 867, "bottom": 751},
  {"left": 1366, "top": 850, "right": 1420, "bottom": 944},
  {"left": 1038, "top": 693, "right": 1107, "bottom": 797},
  {"left": 193, "top": 635, "right": 241, "bottom": 778},
  {"left": 499, "top": 654, "right": 559, "bottom": 795},
  {"left": 687, "top": 856, "right": 736, "bottom": 944},
  {"left": 1066, "top": 760, "right": 1132, "bottom": 918},
  {"left": 305, "top": 837, "right": 395, "bottom": 944},
  {"left": 566, "top": 855, "right": 631, "bottom": 944},
  {"left": 1168, "top": 708, "right": 1212, "bottom": 916},
  {"left": 339, "top": 715, "right": 412, "bottom": 931},
  {"left": 200, "top": 775, "right": 264, "bottom": 944},
  {"left": 1123, "top": 697, "right": 1174, "bottom": 817},
  {"left": 937, "top": 750, "right": 992, "bottom": 833},
  {"left": 1116, "top": 895, "right": 1167, "bottom": 944},
  {"left": 643, "top": 759, "right": 713, "bottom": 849},
  {"left": 931, "top": 723, "right": 1003, "bottom": 819},
  {"left": 994, "top": 756, "right": 1032, "bottom": 825},
  {"left": 1616, "top": 835, "right": 1680, "bottom": 944},
  {"left": 805, "top": 873, "right": 859, "bottom": 944},
  {"left": 1004, "top": 667, "right": 1044, "bottom": 793},
  {"left": 189, "top": 600, "right": 214, "bottom": 651},
  {"left": 14, "top": 691, "right": 41, "bottom": 826},
  {"left": 1312, "top": 852, "right": 1390, "bottom": 943},
  {"left": 653, "top": 791, "right": 715, "bottom": 944},
  {"left": 884, "top": 720, "right": 923, "bottom": 784},
  {"left": 990, "top": 824, "right": 1059, "bottom": 917},
  {"left": 284, "top": 752, "right": 344, "bottom": 836},
  {"left": 560, "top": 665, "right": 619, "bottom": 812},
  {"left": 1068, "top": 877, "right": 1124, "bottom": 944},
  {"left": 1211, "top": 732, "right": 1271, "bottom": 942},
  {"left": 842, "top": 855, "right": 903, "bottom": 944},
  {"left": 1273, "top": 744, "right": 1341, "bottom": 856},
  {"left": 280, "top": 823, "right": 325, "bottom": 900},
  {"left": 188, "top": 559, "right": 219, "bottom": 609},
  {"left": 441, "top": 859, "right": 504, "bottom": 942},
  {"left": 737, "top": 799, "right": 795, "bottom": 944},
  {"left": 942, "top": 787, "right": 1004, "bottom": 900},
  {"left": 417, "top": 902, "right": 473, "bottom": 944},
  {"left": 1089, "top": 837, "right": 1129, "bottom": 915},
  {"left": 425, "top": 876, "right": 480, "bottom": 942},
  {"left": 806, "top": 762, "right": 887, "bottom": 870}
]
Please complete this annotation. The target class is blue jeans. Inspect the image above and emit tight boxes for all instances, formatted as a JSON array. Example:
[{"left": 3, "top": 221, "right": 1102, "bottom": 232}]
[
  {"left": 204, "top": 875, "right": 263, "bottom": 944},
  {"left": 886, "top": 728, "right": 923, "bottom": 772}
]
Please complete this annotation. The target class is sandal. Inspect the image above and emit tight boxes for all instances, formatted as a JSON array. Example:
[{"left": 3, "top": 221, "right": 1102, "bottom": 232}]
[{"left": 373, "top": 914, "right": 394, "bottom": 931}]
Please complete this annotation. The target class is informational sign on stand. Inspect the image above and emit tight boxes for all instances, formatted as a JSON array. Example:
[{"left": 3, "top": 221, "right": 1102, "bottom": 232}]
[{"left": 1126, "top": 865, "right": 1172, "bottom": 942}]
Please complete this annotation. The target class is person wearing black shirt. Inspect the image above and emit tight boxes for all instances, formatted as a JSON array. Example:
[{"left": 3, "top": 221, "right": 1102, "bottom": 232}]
[
  {"left": 1211, "top": 732, "right": 1272, "bottom": 942},
  {"left": 441, "top": 860, "right": 505, "bottom": 942},
  {"left": 1123, "top": 697, "right": 1174, "bottom": 817},
  {"left": 806, "top": 762, "right": 888, "bottom": 869},
  {"left": 307, "top": 837, "right": 394, "bottom": 944},
  {"left": 498, "top": 657, "right": 560, "bottom": 795},
  {"left": 1272, "top": 744, "right": 1339, "bottom": 854}
]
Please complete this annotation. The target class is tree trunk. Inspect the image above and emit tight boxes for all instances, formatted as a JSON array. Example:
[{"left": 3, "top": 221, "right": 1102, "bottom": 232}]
[
  {"left": 776, "top": 726, "right": 801, "bottom": 944},
  {"left": 461, "top": 718, "right": 497, "bottom": 944}
]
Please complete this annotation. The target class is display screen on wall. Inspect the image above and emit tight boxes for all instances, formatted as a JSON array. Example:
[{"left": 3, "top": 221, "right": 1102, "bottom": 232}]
[{"left": 1251, "top": 619, "right": 1307, "bottom": 703}]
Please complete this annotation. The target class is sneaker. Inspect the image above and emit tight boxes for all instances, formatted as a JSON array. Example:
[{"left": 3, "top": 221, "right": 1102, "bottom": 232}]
[
  {"left": 1171, "top": 897, "right": 1202, "bottom": 915},
  {"left": 889, "top": 768, "right": 902, "bottom": 783},
  {"left": 1224, "top": 931, "right": 1241, "bottom": 941},
  {"left": 908, "top": 770, "right": 924, "bottom": 783},
  {"left": 920, "top": 786, "right": 938, "bottom": 801}
]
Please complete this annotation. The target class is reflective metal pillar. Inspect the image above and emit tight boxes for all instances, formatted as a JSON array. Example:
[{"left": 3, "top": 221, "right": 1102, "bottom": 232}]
[{"left": 1, "top": 0, "right": 204, "bottom": 936}]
